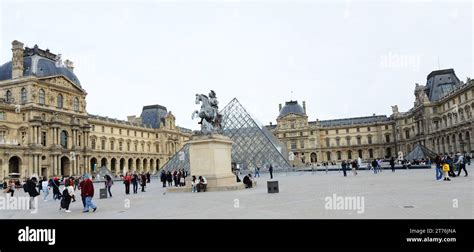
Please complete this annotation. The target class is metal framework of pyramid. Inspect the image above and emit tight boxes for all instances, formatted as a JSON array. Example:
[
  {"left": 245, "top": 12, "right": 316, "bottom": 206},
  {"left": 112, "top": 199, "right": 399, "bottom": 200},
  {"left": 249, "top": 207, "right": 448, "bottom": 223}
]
[
  {"left": 404, "top": 144, "right": 437, "bottom": 161},
  {"left": 162, "top": 98, "right": 291, "bottom": 173}
]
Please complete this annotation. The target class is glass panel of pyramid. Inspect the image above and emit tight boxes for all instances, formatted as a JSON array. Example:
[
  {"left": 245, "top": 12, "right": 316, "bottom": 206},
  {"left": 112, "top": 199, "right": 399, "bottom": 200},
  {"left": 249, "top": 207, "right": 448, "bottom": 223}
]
[{"left": 162, "top": 98, "right": 291, "bottom": 173}]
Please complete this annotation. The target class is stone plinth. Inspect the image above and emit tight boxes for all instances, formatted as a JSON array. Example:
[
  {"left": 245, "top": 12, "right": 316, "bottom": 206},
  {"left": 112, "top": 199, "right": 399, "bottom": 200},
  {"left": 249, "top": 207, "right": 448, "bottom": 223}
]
[{"left": 167, "top": 134, "right": 245, "bottom": 192}]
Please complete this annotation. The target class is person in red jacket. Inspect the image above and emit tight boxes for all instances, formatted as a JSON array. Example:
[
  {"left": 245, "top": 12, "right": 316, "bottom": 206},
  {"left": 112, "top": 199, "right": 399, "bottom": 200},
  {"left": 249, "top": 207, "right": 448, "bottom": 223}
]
[
  {"left": 123, "top": 172, "right": 131, "bottom": 195},
  {"left": 82, "top": 174, "right": 97, "bottom": 213}
]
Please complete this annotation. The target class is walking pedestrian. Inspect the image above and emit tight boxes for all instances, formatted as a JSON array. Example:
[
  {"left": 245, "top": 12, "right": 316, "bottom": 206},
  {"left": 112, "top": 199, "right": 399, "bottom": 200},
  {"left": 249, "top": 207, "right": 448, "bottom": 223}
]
[
  {"left": 82, "top": 175, "right": 97, "bottom": 213},
  {"left": 132, "top": 172, "right": 139, "bottom": 194},
  {"left": 140, "top": 172, "right": 147, "bottom": 192},
  {"left": 123, "top": 172, "right": 131, "bottom": 195},
  {"left": 160, "top": 170, "right": 167, "bottom": 187},
  {"left": 434, "top": 155, "right": 443, "bottom": 181},
  {"left": 78, "top": 176, "right": 86, "bottom": 208},
  {"left": 351, "top": 160, "right": 358, "bottom": 176},
  {"left": 455, "top": 153, "right": 468, "bottom": 177},
  {"left": 254, "top": 166, "right": 260, "bottom": 178},
  {"left": 191, "top": 176, "right": 198, "bottom": 193},
  {"left": 166, "top": 171, "right": 173, "bottom": 187},
  {"left": 60, "top": 179, "right": 74, "bottom": 213},
  {"left": 269, "top": 165, "right": 273, "bottom": 179},
  {"left": 105, "top": 174, "right": 114, "bottom": 197},
  {"left": 372, "top": 159, "right": 378, "bottom": 174},
  {"left": 341, "top": 160, "right": 347, "bottom": 177},
  {"left": 51, "top": 177, "right": 61, "bottom": 200},
  {"left": 24, "top": 177, "right": 39, "bottom": 210},
  {"left": 442, "top": 161, "right": 451, "bottom": 181},
  {"left": 390, "top": 157, "right": 395, "bottom": 172},
  {"left": 41, "top": 177, "right": 50, "bottom": 201},
  {"left": 146, "top": 172, "right": 151, "bottom": 183}
]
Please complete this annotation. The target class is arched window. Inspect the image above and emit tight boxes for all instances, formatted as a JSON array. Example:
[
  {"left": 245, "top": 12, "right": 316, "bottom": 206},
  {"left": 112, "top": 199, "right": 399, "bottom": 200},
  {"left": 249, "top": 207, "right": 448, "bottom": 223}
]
[
  {"left": 5, "top": 90, "right": 12, "bottom": 102},
  {"left": 358, "top": 149, "right": 363, "bottom": 158},
  {"left": 73, "top": 97, "right": 79, "bottom": 112},
  {"left": 326, "top": 151, "right": 331, "bottom": 161},
  {"left": 337, "top": 151, "right": 342, "bottom": 160},
  {"left": 60, "top": 130, "right": 68, "bottom": 148},
  {"left": 39, "top": 89, "right": 45, "bottom": 105},
  {"left": 21, "top": 88, "right": 27, "bottom": 104},
  {"left": 57, "top": 94, "right": 63, "bottom": 109},
  {"left": 347, "top": 150, "right": 352, "bottom": 160},
  {"left": 369, "top": 149, "right": 374, "bottom": 158}
]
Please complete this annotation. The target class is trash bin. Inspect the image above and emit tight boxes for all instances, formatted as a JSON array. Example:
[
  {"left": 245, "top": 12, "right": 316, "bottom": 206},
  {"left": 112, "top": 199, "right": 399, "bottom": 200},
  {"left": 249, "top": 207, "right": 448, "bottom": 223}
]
[
  {"left": 99, "top": 188, "right": 108, "bottom": 199},
  {"left": 267, "top": 181, "right": 279, "bottom": 193}
]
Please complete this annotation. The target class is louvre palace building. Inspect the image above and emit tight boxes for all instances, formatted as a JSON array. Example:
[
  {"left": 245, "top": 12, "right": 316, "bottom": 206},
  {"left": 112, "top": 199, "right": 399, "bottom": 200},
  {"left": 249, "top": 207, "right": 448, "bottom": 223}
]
[
  {"left": 267, "top": 69, "right": 473, "bottom": 166},
  {"left": 0, "top": 40, "right": 191, "bottom": 181}
]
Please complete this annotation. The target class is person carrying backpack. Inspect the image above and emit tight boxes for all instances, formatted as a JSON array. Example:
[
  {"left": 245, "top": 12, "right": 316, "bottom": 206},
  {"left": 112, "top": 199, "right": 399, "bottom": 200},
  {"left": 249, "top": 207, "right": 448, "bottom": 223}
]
[{"left": 60, "top": 179, "right": 75, "bottom": 213}]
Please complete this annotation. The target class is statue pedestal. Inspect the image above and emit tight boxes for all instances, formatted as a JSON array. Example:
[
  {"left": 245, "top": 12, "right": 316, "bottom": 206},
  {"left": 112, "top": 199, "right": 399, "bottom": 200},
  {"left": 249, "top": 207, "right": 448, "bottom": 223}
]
[{"left": 168, "top": 134, "right": 245, "bottom": 192}]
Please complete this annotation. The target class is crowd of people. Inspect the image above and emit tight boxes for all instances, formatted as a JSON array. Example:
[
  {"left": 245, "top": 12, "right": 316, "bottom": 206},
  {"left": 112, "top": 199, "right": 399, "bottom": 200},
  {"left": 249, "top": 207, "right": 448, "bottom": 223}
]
[{"left": 433, "top": 152, "right": 469, "bottom": 181}]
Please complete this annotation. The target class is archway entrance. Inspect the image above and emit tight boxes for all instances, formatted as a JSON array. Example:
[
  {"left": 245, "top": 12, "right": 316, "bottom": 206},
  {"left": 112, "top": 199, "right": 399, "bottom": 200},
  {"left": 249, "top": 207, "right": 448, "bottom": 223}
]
[
  {"left": 120, "top": 158, "right": 126, "bottom": 173},
  {"left": 100, "top": 158, "right": 108, "bottom": 168},
  {"left": 60, "top": 156, "right": 71, "bottom": 177},
  {"left": 111, "top": 158, "right": 117, "bottom": 173},
  {"left": 128, "top": 158, "right": 133, "bottom": 171},
  {"left": 150, "top": 159, "right": 154, "bottom": 173},
  {"left": 156, "top": 159, "right": 160, "bottom": 171},
  {"left": 8, "top": 156, "right": 21, "bottom": 174},
  {"left": 310, "top": 153, "right": 317, "bottom": 163},
  {"left": 90, "top": 158, "right": 98, "bottom": 173},
  {"left": 136, "top": 159, "right": 141, "bottom": 172},
  {"left": 143, "top": 159, "right": 148, "bottom": 172}
]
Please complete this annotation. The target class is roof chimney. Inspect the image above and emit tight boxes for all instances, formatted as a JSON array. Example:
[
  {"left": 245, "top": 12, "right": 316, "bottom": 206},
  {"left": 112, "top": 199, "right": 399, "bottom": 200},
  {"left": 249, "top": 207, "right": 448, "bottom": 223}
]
[
  {"left": 279, "top": 103, "right": 282, "bottom": 112},
  {"left": 11, "top": 40, "right": 24, "bottom": 79},
  {"left": 303, "top": 101, "right": 306, "bottom": 114}
]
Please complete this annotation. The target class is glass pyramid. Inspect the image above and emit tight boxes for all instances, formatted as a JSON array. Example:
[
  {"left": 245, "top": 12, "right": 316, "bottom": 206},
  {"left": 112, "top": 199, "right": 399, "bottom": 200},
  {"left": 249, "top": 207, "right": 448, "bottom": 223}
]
[{"left": 162, "top": 98, "right": 291, "bottom": 173}]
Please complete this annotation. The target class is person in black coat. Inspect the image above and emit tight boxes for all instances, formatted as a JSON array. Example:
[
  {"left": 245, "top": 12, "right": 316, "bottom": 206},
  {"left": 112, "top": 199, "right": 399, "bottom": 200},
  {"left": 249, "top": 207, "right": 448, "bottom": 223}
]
[
  {"left": 131, "top": 173, "right": 139, "bottom": 194},
  {"left": 140, "top": 173, "right": 147, "bottom": 192},
  {"left": 166, "top": 171, "right": 173, "bottom": 187},
  {"left": 341, "top": 160, "right": 347, "bottom": 177},
  {"left": 146, "top": 172, "right": 151, "bottom": 183},
  {"left": 25, "top": 177, "right": 39, "bottom": 210},
  {"left": 243, "top": 174, "right": 252, "bottom": 188},
  {"left": 269, "top": 165, "right": 273, "bottom": 179},
  {"left": 160, "top": 170, "right": 167, "bottom": 187},
  {"left": 390, "top": 157, "right": 395, "bottom": 172}
]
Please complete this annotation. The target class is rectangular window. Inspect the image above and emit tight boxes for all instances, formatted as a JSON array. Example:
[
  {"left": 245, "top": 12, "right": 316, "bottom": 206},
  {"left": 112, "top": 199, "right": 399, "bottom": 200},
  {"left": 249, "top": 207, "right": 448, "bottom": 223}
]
[
  {"left": 385, "top": 134, "right": 390, "bottom": 143},
  {"left": 336, "top": 129, "right": 339, "bottom": 134},
  {"left": 346, "top": 129, "right": 349, "bottom": 133},
  {"left": 0, "top": 111, "right": 5, "bottom": 120},
  {"left": 127, "top": 130, "right": 130, "bottom": 136},
  {"left": 291, "top": 141, "right": 297, "bottom": 150},
  {"left": 357, "top": 128, "right": 360, "bottom": 132},
  {"left": 325, "top": 130, "right": 328, "bottom": 135},
  {"left": 134, "top": 131, "right": 137, "bottom": 137},
  {"left": 134, "top": 144, "right": 137, "bottom": 151},
  {"left": 127, "top": 142, "right": 130, "bottom": 151},
  {"left": 92, "top": 125, "right": 95, "bottom": 131},
  {"left": 300, "top": 140, "right": 305, "bottom": 149},
  {"left": 325, "top": 138, "right": 330, "bottom": 147},
  {"left": 141, "top": 132, "right": 144, "bottom": 137},
  {"left": 101, "top": 140, "right": 105, "bottom": 150},
  {"left": 357, "top": 137, "right": 361, "bottom": 145},
  {"left": 41, "top": 131, "right": 46, "bottom": 146},
  {"left": 119, "top": 142, "right": 123, "bottom": 151},
  {"left": 311, "top": 131, "right": 314, "bottom": 135},
  {"left": 102, "top": 126, "right": 105, "bottom": 132},
  {"left": 119, "top": 129, "right": 122, "bottom": 135},
  {"left": 91, "top": 139, "right": 96, "bottom": 150},
  {"left": 22, "top": 113, "right": 26, "bottom": 121},
  {"left": 367, "top": 127, "right": 371, "bottom": 132},
  {"left": 368, "top": 136, "right": 372, "bottom": 144},
  {"left": 0, "top": 131, "right": 5, "bottom": 143},
  {"left": 110, "top": 141, "right": 114, "bottom": 150},
  {"left": 111, "top": 128, "right": 114, "bottom": 134},
  {"left": 385, "top": 125, "right": 389, "bottom": 130}
]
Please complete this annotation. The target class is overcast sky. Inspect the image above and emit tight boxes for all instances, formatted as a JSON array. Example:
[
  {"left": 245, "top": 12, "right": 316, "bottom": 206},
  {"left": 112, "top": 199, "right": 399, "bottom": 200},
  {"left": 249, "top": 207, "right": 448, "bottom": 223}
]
[{"left": 1, "top": 0, "right": 472, "bottom": 130}]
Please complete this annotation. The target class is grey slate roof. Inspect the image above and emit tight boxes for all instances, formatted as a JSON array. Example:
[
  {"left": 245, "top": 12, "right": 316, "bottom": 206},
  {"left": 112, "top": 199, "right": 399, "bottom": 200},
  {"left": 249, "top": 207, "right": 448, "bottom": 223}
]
[
  {"left": 279, "top": 100, "right": 305, "bottom": 118},
  {"left": 425, "top": 69, "right": 461, "bottom": 102},
  {"left": 0, "top": 56, "right": 82, "bottom": 87},
  {"left": 141, "top": 105, "right": 168, "bottom": 129},
  {"left": 315, "top": 115, "right": 390, "bottom": 127}
]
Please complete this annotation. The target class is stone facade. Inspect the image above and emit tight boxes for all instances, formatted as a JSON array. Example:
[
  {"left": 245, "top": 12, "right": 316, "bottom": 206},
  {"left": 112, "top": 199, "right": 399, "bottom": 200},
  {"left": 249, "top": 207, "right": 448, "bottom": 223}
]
[
  {"left": 268, "top": 70, "right": 473, "bottom": 166},
  {"left": 0, "top": 41, "right": 191, "bottom": 181}
]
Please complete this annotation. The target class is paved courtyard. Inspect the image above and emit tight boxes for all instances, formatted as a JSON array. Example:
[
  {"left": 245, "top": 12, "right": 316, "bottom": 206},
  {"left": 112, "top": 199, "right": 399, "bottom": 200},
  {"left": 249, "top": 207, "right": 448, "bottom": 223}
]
[{"left": 1, "top": 166, "right": 472, "bottom": 219}]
